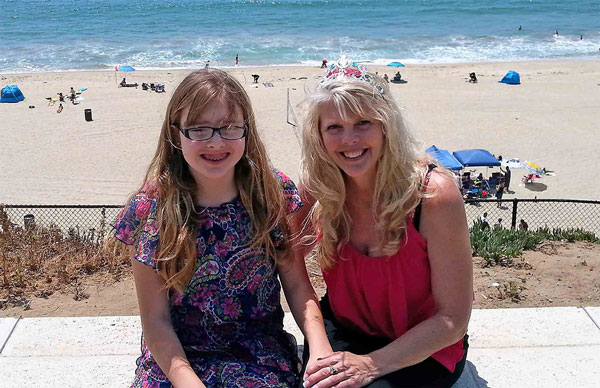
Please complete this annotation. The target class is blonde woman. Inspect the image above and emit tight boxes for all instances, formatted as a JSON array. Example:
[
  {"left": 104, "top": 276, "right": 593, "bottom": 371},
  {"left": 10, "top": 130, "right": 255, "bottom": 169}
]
[
  {"left": 297, "top": 57, "right": 473, "bottom": 388},
  {"left": 111, "top": 69, "right": 331, "bottom": 387}
]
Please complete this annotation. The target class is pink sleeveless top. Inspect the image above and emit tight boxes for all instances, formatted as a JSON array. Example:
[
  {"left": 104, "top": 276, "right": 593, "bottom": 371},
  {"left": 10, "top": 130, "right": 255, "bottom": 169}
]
[{"left": 322, "top": 218, "right": 465, "bottom": 372}]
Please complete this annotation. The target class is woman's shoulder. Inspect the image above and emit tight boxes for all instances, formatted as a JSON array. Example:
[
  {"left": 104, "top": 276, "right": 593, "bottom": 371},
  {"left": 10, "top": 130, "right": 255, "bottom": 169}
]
[{"left": 423, "top": 168, "right": 463, "bottom": 208}]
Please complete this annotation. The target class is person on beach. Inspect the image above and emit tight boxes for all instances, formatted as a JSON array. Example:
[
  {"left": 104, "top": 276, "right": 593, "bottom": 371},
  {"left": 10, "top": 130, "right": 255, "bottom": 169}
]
[
  {"left": 518, "top": 219, "right": 529, "bottom": 231},
  {"left": 495, "top": 182, "right": 505, "bottom": 207},
  {"left": 110, "top": 69, "right": 331, "bottom": 387},
  {"left": 500, "top": 165, "right": 511, "bottom": 191},
  {"left": 297, "top": 57, "right": 472, "bottom": 387},
  {"left": 69, "top": 87, "right": 77, "bottom": 104},
  {"left": 235, "top": 54, "right": 239, "bottom": 65},
  {"left": 480, "top": 212, "right": 490, "bottom": 230},
  {"left": 494, "top": 218, "right": 503, "bottom": 229}
]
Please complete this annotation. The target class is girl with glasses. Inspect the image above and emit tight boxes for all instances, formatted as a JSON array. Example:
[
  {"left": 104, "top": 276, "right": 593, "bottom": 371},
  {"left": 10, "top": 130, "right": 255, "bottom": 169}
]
[{"left": 110, "top": 69, "right": 331, "bottom": 388}]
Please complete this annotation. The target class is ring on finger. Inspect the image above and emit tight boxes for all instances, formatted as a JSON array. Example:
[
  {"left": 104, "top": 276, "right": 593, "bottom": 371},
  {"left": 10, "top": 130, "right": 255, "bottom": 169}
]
[{"left": 329, "top": 365, "right": 338, "bottom": 375}]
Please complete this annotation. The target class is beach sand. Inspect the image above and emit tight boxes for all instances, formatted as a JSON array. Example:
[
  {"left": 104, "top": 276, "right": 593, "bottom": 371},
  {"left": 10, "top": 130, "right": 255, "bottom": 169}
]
[{"left": 1, "top": 61, "right": 599, "bottom": 206}]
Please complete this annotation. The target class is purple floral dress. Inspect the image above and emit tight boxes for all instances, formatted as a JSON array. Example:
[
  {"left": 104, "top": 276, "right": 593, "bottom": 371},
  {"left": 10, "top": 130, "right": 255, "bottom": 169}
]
[{"left": 113, "top": 170, "right": 303, "bottom": 388}]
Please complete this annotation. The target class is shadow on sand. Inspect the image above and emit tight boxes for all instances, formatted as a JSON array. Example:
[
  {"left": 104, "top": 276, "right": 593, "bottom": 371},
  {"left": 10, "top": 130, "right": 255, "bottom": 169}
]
[{"left": 524, "top": 182, "right": 548, "bottom": 192}]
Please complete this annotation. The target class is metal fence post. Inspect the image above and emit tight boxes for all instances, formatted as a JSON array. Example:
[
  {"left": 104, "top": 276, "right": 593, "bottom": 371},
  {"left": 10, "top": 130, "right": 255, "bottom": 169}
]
[{"left": 511, "top": 198, "right": 518, "bottom": 229}]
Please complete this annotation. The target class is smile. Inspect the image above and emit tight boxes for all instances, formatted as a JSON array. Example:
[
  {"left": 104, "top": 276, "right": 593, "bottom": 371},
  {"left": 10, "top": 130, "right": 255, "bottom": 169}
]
[
  {"left": 341, "top": 149, "right": 367, "bottom": 159},
  {"left": 202, "top": 153, "right": 229, "bottom": 161}
]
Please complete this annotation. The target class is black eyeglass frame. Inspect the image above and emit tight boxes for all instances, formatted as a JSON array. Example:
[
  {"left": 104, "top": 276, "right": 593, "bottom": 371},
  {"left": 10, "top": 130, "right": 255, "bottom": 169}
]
[{"left": 175, "top": 124, "right": 249, "bottom": 141}]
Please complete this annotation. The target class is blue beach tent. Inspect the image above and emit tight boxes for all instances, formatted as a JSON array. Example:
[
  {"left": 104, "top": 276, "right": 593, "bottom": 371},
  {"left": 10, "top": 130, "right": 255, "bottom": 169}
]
[
  {"left": 387, "top": 61, "right": 405, "bottom": 67},
  {"left": 499, "top": 70, "right": 520, "bottom": 85},
  {"left": 453, "top": 149, "right": 501, "bottom": 167},
  {"left": 0, "top": 85, "right": 25, "bottom": 103},
  {"left": 426, "top": 145, "right": 463, "bottom": 171}
]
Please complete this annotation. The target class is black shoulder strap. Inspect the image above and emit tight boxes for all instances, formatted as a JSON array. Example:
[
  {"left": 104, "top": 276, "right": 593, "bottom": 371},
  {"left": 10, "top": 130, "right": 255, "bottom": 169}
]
[{"left": 413, "top": 163, "right": 437, "bottom": 231}]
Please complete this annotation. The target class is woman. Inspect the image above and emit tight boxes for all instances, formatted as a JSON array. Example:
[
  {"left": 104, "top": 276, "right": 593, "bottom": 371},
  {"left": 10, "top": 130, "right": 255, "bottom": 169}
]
[{"left": 296, "top": 58, "right": 473, "bottom": 388}]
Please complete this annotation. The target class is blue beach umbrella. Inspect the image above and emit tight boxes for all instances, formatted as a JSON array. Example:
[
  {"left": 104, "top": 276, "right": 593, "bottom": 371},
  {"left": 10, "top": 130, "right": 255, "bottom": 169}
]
[
  {"left": 117, "top": 65, "right": 135, "bottom": 72},
  {"left": 387, "top": 61, "right": 405, "bottom": 67}
]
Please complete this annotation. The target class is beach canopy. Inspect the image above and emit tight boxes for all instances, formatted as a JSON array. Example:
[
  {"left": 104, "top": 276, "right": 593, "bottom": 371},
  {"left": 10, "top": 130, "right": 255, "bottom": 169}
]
[
  {"left": 426, "top": 145, "right": 463, "bottom": 171},
  {"left": 499, "top": 70, "right": 520, "bottom": 85},
  {"left": 0, "top": 85, "right": 25, "bottom": 103},
  {"left": 117, "top": 65, "right": 135, "bottom": 72},
  {"left": 453, "top": 149, "right": 501, "bottom": 167},
  {"left": 387, "top": 61, "right": 405, "bottom": 67}
]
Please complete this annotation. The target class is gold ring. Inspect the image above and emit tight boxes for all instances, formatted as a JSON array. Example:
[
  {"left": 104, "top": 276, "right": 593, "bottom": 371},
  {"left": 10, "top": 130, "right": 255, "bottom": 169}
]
[{"left": 329, "top": 365, "right": 338, "bottom": 375}]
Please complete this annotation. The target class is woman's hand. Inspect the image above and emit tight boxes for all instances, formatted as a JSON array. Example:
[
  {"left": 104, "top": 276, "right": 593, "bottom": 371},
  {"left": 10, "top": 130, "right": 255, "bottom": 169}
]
[{"left": 303, "top": 351, "right": 378, "bottom": 388}]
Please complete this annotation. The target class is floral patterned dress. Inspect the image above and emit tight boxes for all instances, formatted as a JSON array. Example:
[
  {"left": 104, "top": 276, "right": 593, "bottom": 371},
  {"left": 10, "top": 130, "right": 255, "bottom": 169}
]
[{"left": 113, "top": 170, "right": 302, "bottom": 388}]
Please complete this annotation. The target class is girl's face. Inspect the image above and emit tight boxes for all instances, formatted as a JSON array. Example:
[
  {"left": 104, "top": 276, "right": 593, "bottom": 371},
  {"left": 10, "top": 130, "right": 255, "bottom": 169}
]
[
  {"left": 319, "top": 101, "right": 383, "bottom": 183},
  {"left": 177, "top": 99, "right": 246, "bottom": 186}
]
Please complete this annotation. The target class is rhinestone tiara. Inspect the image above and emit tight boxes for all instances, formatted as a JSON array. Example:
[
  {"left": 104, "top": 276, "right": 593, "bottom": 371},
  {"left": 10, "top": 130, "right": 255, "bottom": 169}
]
[{"left": 320, "top": 55, "right": 384, "bottom": 95}]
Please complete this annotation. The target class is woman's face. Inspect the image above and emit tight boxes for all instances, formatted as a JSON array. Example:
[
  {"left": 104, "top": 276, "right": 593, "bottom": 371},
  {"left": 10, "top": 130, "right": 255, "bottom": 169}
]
[
  {"left": 318, "top": 101, "right": 383, "bottom": 183},
  {"left": 177, "top": 99, "right": 246, "bottom": 186}
]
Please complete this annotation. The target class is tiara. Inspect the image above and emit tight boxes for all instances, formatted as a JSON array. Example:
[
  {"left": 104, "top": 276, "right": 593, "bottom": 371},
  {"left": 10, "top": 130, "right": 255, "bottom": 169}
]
[{"left": 320, "top": 55, "right": 384, "bottom": 95}]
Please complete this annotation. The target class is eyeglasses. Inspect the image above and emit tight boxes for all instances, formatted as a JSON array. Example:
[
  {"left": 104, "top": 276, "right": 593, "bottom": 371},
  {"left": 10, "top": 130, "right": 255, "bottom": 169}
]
[{"left": 177, "top": 124, "right": 248, "bottom": 141}]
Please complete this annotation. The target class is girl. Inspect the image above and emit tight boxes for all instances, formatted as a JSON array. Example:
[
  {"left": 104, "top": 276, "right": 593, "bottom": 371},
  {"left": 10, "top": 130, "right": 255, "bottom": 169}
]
[
  {"left": 297, "top": 58, "right": 472, "bottom": 388},
  {"left": 111, "top": 69, "right": 331, "bottom": 387}
]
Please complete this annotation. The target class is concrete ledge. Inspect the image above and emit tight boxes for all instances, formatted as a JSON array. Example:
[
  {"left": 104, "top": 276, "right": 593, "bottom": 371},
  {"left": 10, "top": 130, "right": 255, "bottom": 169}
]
[
  {"left": 1, "top": 308, "right": 598, "bottom": 387},
  {"left": 583, "top": 306, "right": 600, "bottom": 329},
  {"left": 2, "top": 316, "right": 141, "bottom": 356},
  {"left": 468, "top": 307, "right": 600, "bottom": 348},
  {"left": 467, "top": 345, "right": 600, "bottom": 387},
  {"left": 0, "top": 317, "right": 19, "bottom": 354},
  {"left": 0, "top": 354, "right": 137, "bottom": 387}
]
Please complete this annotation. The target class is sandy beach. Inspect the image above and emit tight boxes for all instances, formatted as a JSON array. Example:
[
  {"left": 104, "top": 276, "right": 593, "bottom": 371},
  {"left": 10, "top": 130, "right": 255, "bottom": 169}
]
[{"left": 1, "top": 61, "right": 599, "bottom": 206}]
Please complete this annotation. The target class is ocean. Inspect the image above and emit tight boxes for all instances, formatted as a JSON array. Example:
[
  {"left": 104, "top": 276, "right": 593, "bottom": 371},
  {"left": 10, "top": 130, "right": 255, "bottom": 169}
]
[{"left": 1, "top": 0, "right": 599, "bottom": 73}]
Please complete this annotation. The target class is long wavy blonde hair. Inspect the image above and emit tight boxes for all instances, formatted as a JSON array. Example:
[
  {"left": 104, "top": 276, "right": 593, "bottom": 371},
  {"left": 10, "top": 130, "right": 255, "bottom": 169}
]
[
  {"left": 118, "top": 69, "right": 290, "bottom": 291},
  {"left": 302, "top": 79, "right": 431, "bottom": 269}
]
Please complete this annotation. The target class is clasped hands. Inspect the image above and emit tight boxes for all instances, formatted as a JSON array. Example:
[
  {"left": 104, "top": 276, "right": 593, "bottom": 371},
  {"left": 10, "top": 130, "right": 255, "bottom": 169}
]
[{"left": 303, "top": 351, "right": 378, "bottom": 388}]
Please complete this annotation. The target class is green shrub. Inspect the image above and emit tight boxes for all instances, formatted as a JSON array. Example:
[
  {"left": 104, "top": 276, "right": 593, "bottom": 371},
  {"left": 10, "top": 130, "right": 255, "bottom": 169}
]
[
  {"left": 469, "top": 223, "right": 598, "bottom": 266},
  {"left": 534, "top": 226, "right": 599, "bottom": 243}
]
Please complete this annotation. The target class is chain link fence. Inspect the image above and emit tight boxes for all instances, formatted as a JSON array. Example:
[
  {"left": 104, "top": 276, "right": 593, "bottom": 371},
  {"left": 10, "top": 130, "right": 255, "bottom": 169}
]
[
  {"left": 2, "top": 199, "right": 599, "bottom": 237},
  {"left": 0, "top": 205, "right": 123, "bottom": 237},
  {"left": 464, "top": 199, "right": 600, "bottom": 235}
]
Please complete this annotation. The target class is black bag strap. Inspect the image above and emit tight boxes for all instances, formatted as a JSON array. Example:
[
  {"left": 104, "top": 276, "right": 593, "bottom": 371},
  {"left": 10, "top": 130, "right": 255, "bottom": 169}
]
[{"left": 413, "top": 163, "right": 437, "bottom": 231}]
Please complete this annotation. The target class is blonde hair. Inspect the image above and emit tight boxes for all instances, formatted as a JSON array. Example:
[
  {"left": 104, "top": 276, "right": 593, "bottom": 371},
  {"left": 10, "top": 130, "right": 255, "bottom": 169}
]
[
  {"left": 117, "top": 69, "right": 290, "bottom": 291},
  {"left": 301, "top": 79, "right": 430, "bottom": 269}
]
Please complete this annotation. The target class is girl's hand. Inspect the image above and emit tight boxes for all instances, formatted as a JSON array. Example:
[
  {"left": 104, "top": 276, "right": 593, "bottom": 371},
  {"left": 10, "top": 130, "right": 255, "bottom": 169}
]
[{"left": 303, "top": 351, "right": 378, "bottom": 388}]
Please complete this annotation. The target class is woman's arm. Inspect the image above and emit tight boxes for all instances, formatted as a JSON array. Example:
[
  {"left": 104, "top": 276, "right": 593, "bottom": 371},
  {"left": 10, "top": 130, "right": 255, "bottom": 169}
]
[
  {"left": 132, "top": 258, "right": 206, "bottom": 388},
  {"left": 304, "top": 171, "right": 473, "bottom": 387},
  {"left": 279, "top": 189, "right": 333, "bottom": 367}
]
